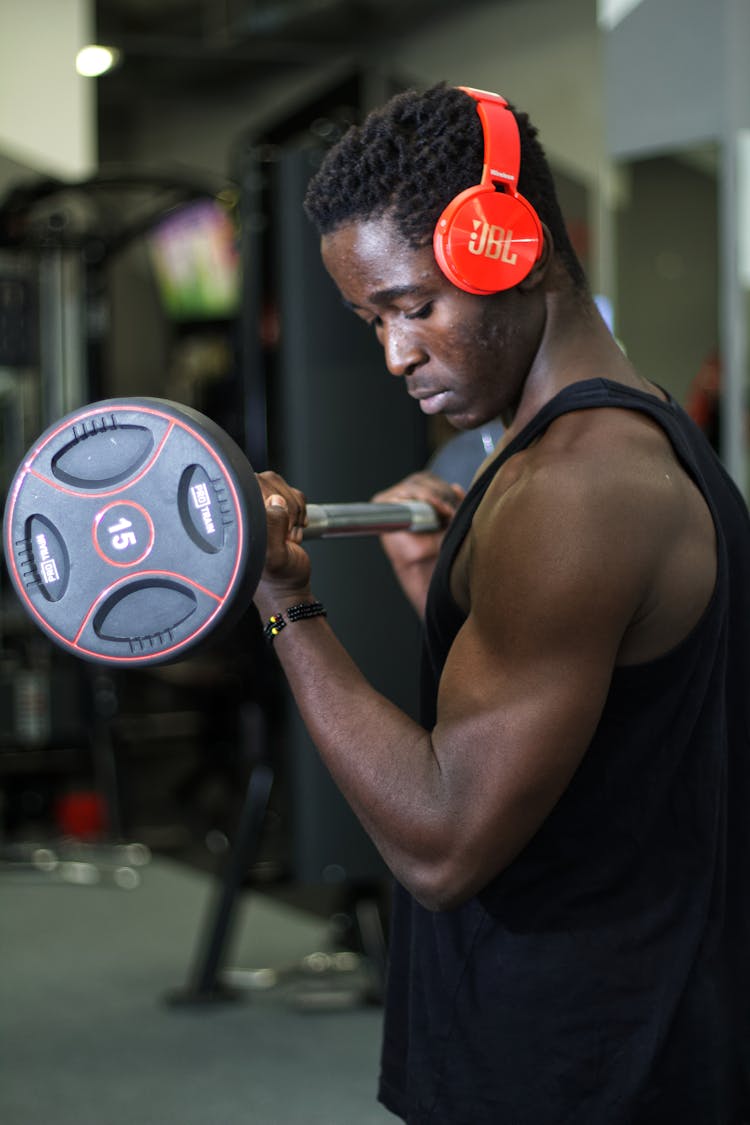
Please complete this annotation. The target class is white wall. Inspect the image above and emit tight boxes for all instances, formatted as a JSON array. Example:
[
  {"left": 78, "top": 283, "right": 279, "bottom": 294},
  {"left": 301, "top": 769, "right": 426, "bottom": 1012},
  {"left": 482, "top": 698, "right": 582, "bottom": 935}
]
[
  {"left": 603, "top": 0, "right": 724, "bottom": 159},
  {"left": 0, "top": 0, "right": 96, "bottom": 180}
]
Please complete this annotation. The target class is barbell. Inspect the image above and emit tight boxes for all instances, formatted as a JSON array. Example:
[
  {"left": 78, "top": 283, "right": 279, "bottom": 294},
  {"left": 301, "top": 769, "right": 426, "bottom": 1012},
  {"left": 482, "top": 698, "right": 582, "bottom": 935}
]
[{"left": 3, "top": 397, "right": 440, "bottom": 668}]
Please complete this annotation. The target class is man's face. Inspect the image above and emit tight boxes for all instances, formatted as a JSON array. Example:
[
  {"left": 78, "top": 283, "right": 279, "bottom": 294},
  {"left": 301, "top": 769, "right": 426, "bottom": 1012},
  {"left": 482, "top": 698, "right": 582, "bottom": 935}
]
[{"left": 321, "top": 214, "right": 539, "bottom": 430}]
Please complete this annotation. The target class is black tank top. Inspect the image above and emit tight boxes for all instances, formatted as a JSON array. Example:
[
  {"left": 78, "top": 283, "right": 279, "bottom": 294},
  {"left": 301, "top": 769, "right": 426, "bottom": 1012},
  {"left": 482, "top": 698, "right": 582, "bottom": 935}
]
[{"left": 378, "top": 379, "right": 750, "bottom": 1125}]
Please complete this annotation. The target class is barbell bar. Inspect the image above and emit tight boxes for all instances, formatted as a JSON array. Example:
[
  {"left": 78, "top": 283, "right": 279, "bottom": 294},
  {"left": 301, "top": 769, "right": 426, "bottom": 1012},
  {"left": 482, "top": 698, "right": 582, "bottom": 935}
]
[
  {"left": 2, "top": 397, "right": 440, "bottom": 668},
  {"left": 305, "top": 500, "right": 438, "bottom": 538}
]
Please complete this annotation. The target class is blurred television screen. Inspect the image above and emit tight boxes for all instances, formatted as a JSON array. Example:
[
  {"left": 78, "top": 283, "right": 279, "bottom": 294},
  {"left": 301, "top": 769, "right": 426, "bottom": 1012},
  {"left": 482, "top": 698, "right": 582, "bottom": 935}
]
[{"left": 148, "top": 198, "right": 240, "bottom": 321}]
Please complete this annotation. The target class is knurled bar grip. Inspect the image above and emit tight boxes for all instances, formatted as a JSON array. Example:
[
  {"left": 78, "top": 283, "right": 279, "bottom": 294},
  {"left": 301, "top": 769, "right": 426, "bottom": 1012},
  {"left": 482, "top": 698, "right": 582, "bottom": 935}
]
[{"left": 303, "top": 501, "right": 440, "bottom": 538}]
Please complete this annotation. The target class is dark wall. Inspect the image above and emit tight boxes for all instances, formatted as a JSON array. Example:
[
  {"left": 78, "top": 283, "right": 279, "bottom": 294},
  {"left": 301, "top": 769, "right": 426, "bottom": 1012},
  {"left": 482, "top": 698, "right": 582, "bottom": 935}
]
[{"left": 270, "top": 146, "right": 429, "bottom": 884}]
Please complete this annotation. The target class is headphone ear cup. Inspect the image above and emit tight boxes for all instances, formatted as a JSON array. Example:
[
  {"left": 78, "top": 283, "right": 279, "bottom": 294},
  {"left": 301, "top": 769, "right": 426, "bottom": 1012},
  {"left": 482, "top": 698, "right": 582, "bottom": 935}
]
[{"left": 433, "top": 186, "right": 543, "bottom": 295}]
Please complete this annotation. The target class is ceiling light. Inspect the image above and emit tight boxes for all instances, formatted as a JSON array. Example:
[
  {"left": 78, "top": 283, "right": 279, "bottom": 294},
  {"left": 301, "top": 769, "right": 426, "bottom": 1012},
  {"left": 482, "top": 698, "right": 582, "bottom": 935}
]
[{"left": 75, "top": 45, "right": 122, "bottom": 78}]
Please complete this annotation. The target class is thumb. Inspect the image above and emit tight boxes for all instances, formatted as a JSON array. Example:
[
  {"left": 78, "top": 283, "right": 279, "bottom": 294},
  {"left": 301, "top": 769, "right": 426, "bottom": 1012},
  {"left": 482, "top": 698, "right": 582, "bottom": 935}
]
[
  {"left": 263, "top": 494, "right": 292, "bottom": 568},
  {"left": 265, "top": 493, "right": 291, "bottom": 539}
]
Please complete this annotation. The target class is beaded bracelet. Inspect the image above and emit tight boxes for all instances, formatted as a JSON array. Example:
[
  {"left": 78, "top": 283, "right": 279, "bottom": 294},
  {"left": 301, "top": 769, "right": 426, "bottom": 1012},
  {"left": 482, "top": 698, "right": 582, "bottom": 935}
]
[{"left": 263, "top": 600, "right": 327, "bottom": 643}]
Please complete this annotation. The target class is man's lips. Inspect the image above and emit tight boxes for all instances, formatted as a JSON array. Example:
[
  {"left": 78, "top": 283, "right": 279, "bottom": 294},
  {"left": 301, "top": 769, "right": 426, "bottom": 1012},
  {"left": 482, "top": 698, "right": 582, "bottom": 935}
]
[{"left": 410, "top": 389, "right": 451, "bottom": 415}]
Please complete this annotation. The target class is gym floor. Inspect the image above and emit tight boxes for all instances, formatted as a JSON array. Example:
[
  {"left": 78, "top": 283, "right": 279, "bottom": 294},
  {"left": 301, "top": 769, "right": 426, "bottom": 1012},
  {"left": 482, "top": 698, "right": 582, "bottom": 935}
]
[{"left": 1, "top": 854, "right": 394, "bottom": 1125}]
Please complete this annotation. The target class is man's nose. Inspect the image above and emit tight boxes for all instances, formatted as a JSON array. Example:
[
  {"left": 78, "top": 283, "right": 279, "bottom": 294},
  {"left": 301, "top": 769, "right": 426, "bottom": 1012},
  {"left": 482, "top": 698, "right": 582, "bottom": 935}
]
[{"left": 381, "top": 323, "right": 426, "bottom": 377}]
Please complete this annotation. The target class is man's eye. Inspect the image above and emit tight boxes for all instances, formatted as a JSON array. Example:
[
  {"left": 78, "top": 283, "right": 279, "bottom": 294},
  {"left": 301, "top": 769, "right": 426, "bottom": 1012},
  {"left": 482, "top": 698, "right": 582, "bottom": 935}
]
[{"left": 405, "top": 303, "right": 433, "bottom": 321}]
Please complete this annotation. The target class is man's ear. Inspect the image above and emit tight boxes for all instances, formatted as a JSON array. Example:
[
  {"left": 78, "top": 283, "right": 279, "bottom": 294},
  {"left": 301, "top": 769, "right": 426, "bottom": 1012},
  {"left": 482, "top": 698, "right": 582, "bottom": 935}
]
[{"left": 518, "top": 223, "right": 552, "bottom": 291}]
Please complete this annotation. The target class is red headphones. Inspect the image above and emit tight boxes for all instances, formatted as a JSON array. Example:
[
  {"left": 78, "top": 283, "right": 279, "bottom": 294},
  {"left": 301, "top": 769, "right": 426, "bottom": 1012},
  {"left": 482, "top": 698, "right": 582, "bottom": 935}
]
[{"left": 433, "top": 86, "right": 544, "bottom": 295}]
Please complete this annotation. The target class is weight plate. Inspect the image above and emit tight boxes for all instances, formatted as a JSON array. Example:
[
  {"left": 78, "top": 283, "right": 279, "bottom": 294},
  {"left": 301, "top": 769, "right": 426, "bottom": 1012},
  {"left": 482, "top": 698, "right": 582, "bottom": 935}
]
[{"left": 3, "top": 398, "right": 266, "bottom": 666}]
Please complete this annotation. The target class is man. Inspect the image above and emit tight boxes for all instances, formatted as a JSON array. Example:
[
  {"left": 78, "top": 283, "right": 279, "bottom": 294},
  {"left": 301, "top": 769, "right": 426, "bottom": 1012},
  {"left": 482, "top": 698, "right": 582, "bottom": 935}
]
[{"left": 252, "top": 83, "right": 750, "bottom": 1123}]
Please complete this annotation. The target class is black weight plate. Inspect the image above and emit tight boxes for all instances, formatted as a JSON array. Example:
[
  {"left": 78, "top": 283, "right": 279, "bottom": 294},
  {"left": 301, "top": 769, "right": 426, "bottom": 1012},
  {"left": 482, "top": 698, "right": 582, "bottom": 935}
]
[{"left": 3, "top": 398, "right": 266, "bottom": 666}]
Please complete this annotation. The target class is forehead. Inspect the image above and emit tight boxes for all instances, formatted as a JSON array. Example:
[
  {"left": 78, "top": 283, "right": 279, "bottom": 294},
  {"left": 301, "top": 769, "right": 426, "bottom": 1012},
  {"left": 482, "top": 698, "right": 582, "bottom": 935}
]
[{"left": 320, "top": 216, "right": 439, "bottom": 304}]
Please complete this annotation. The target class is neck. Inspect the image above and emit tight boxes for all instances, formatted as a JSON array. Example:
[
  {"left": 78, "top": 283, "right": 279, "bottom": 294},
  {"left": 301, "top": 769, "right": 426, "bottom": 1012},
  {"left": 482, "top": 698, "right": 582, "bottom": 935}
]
[{"left": 501, "top": 288, "right": 644, "bottom": 438}]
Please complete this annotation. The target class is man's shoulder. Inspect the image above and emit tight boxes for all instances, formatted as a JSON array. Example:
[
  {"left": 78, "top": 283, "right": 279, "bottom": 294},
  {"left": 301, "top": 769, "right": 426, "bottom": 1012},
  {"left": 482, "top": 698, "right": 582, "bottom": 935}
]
[
  {"left": 477, "top": 402, "right": 685, "bottom": 563},
  {"left": 493, "top": 408, "right": 641, "bottom": 496},
  {"left": 511, "top": 395, "right": 675, "bottom": 493}
]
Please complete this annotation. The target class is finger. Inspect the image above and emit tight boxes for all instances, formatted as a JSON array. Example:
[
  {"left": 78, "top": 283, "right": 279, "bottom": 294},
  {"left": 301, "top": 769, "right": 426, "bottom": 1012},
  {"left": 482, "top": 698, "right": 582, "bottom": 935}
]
[
  {"left": 267, "top": 493, "right": 289, "bottom": 511},
  {"left": 373, "top": 488, "right": 461, "bottom": 521},
  {"left": 264, "top": 494, "right": 293, "bottom": 563},
  {"left": 288, "top": 487, "right": 308, "bottom": 529},
  {"left": 270, "top": 491, "right": 307, "bottom": 537},
  {"left": 258, "top": 474, "right": 306, "bottom": 528},
  {"left": 372, "top": 472, "right": 464, "bottom": 512}
]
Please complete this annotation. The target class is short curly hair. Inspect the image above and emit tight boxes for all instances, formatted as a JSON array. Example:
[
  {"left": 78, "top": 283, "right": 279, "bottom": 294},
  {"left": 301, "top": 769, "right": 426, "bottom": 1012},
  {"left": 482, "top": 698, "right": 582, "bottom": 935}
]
[{"left": 303, "top": 82, "right": 587, "bottom": 292}]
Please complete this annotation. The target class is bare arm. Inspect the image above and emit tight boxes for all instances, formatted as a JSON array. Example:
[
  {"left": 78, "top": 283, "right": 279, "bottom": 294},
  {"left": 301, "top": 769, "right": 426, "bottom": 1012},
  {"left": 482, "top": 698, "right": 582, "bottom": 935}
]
[
  {"left": 253, "top": 460, "right": 649, "bottom": 910},
  {"left": 371, "top": 472, "right": 465, "bottom": 617}
]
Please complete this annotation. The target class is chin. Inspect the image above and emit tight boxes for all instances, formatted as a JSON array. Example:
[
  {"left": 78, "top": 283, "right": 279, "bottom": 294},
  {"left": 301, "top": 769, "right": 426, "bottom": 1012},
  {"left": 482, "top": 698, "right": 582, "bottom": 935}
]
[
  {"left": 442, "top": 413, "right": 470, "bottom": 430},
  {"left": 445, "top": 408, "right": 489, "bottom": 431}
]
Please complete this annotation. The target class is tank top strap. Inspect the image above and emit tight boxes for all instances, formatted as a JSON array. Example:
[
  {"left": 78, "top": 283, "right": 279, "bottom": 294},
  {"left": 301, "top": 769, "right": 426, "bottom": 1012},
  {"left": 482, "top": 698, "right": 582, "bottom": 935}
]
[{"left": 468, "top": 378, "right": 706, "bottom": 504}]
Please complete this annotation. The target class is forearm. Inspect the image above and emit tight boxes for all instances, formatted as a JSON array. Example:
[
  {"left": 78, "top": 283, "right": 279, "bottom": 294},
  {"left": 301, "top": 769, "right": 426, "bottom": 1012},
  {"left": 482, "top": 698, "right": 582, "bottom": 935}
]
[
  {"left": 373, "top": 474, "right": 465, "bottom": 619},
  {"left": 252, "top": 487, "right": 459, "bottom": 903},
  {"left": 385, "top": 555, "right": 435, "bottom": 618},
  {"left": 257, "top": 591, "right": 446, "bottom": 892}
]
